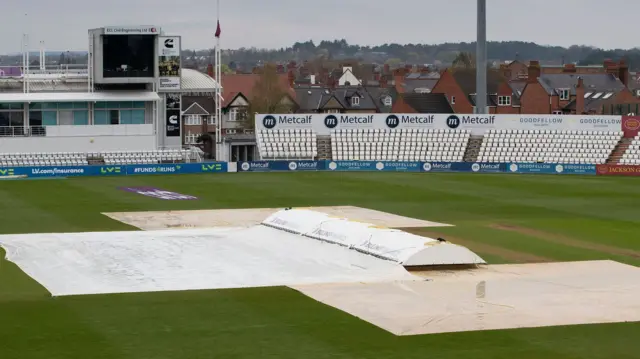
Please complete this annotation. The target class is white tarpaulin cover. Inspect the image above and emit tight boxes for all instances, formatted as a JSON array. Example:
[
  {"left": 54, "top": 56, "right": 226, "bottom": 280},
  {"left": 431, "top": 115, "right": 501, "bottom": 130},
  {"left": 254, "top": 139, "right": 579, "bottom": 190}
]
[
  {"left": 0, "top": 226, "right": 418, "bottom": 296},
  {"left": 262, "top": 209, "right": 485, "bottom": 266}
]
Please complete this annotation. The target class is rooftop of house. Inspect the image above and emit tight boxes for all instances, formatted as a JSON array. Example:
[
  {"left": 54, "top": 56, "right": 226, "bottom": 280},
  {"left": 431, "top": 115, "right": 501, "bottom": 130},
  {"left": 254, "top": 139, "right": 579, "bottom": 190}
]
[
  {"left": 294, "top": 85, "right": 382, "bottom": 112},
  {"left": 399, "top": 93, "right": 454, "bottom": 113},
  {"left": 219, "top": 73, "right": 294, "bottom": 107},
  {"left": 538, "top": 73, "right": 625, "bottom": 96}
]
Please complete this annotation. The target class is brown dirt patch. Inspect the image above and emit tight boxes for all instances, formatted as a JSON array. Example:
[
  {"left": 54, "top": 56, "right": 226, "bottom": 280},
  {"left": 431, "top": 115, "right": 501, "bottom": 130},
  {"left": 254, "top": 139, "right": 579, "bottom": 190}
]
[
  {"left": 404, "top": 228, "right": 551, "bottom": 263},
  {"left": 488, "top": 224, "right": 640, "bottom": 259}
]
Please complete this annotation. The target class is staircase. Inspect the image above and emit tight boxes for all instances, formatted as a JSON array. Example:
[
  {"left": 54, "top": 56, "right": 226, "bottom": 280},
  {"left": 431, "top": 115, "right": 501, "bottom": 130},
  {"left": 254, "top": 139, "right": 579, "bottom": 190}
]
[
  {"left": 463, "top": 135, "right": 484, "bottom": 162},
  {"left": 606, "top": 137, "right": 633, "bottom": 164},
  {"left": 316, "top": 135, "right": 332, "bottom": 160}
]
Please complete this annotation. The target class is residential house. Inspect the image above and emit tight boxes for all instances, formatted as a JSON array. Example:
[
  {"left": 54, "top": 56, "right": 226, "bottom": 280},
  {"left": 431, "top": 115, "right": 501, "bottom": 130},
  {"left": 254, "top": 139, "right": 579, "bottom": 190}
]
[
  {"left": 295, "top": 86, "right": 380, "bottom": 113},
  {"left": 181, "top": 96, "right": 216, "bottom": 146},
  {"left": 219, "top": 73, "right": 297, "bottom": 134},
  {"left": 520, "top": 60, "right": 640, "bottom": 114},
  {"left": 431, "top": 68, "right": 521, "bottom": 114},
  {"left": 392, "top": 93, "right": 454, "bottom": 113}
]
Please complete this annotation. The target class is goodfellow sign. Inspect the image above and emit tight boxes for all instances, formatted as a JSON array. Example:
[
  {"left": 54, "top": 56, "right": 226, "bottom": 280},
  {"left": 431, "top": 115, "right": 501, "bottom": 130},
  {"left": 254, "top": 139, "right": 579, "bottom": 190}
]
[{"left": 596, "top": 164, "right": 640, "bottom": 176}]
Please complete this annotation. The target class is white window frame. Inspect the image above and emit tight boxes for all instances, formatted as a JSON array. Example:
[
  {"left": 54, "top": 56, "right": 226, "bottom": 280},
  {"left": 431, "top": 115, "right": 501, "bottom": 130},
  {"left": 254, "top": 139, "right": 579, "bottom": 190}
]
[
  {"left": 497, "top": 95, "right": 511, "bottom": 106},
  {"left": 351, "top": 96, "right": 360, "bottom": 106},
  {"left": 184, "top": 132, "right": 199, "bottom": 144},
  {"left": 383, "top": 96, "right": 392, "bottom": 106},
  {"left": 184, "top": 115, "right": 202, "bottom": 126},
  {"left": 207, "top": 115, "right": 216, "bottom": 125},
  {"left": 451, "top": 96, "right": 456, "bottom": 104},
  {"left": 326, "top": 109, "right": 340, "bottom": 114},
  {"left": 228, "top": 107, "right": 239, "bottom": 121},
  {"left": 552, "top": 110, "right": 563, "bottom": 115},
  {"left": 559, "top": 88, "right": 570, "bottom": 100}
]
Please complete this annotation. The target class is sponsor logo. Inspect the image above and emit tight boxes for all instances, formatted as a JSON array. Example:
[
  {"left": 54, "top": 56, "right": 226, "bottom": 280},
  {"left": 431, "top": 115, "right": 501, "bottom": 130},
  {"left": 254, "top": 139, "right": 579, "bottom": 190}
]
[
  {"left": 168, "top": 115, "right": 178, "bottom": 124},
  {"left": 100, "top": 166, "right": 122, "bottom": 174},
  {"left": 446, "top": 115, "right": 460, "bottom": 129},
  {"left": 241, "top": 162, "right": 250, "bottom": 171},
  {"left": 623, "top": 117, "right": 640, "bottom": 131},
  {"left": 375, "top": 162, "right": 385, "bottom": 170},
  {"left": 328, "top": 162, "right": 337, "bottom": 170},
  {"left": 164, "top": 38, "right": 174, "bottom": 48},
  {"left": 597, "top": 165, "right": 609, "bottom": 174},
  {"left": 555, "top": 164, "right": 564, "bottom": 173},
  {"left": 201, "top": 163, "right": 222, "bottom": 172},
  {"left": 509, "top": 163, "right": 518, "bottom": 172},
  {"left": 104, "top": 27, "right": 157, "bottom": 34},
  {"left": 288, "top": 162, "right": 298, "bottom": 170},
  {"left": 31, "top": 167, "right": 84, "bottom": 175},
  {"left": 423, "top": 163, "right": 432, "bottom": 171},
  {"left": 385, "top": 115, "right": 399, "bottom": 129},
  {"left": 386, "top": 115, "right": 434, "bottom": 129},
  {"left": 132, "top": 166, "right": 179, "bottom": 174},
  {"left": 471, "top": 163, "right": 480, "bottom": 172},
  {"left": 324, "top": 115, "right": 338, "bottom": 128},
  {"left": 597, "top": 165, "right": 640, "bottom": 175},
  {"left": 0, "top": 168, "right": 15, "bottom": 176},
  {"left": 520, "top": 116, "right": 563, "bottom": 125},
  {"left": 262, "top": 115, "right": 277, "bottom": 129},
  {"left": 579, "top": 117, "right": 620, "bottom": 125}
]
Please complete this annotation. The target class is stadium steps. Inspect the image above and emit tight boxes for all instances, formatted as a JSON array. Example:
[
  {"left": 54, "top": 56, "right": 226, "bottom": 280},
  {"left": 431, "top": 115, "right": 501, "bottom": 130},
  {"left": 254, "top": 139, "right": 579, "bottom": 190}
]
[
  {"left": 463, "top": 135, "right": 483, "bottom": 162},
  {"left": 316, "top": 135, "right": 332, "bottom": 160},
  {"left": 607, "top": 137, "right": 633, "bottom": 164}
]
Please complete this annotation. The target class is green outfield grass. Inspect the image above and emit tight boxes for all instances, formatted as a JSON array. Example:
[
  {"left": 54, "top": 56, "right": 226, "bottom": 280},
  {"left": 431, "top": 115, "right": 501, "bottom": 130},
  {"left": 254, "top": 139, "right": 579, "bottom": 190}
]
[{"left": 0, "top": 172, "right": 639, "bottom": 359}]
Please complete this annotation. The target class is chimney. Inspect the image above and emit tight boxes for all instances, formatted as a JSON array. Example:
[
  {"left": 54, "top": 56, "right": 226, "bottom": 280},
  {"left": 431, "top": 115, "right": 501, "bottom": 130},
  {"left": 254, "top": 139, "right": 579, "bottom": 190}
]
[
  {"left": 604, "top": 58, "right": 618, "bottom": 76},
  {"left": 619, "top": 59, "right": 629, "bottom": 87},
  {"left": 276, "top": 64, "right": 284, "bottom": 73},
  {"left": 287, "top": 70, "right": 295, "bottom": 87},
  {"left": 563, "top": 63, "right": 576, "bottom": 73},
  {"left": 379, "top": 75, "right": 388, "bottom": 88},
  {"left": 527, "top": 61, "right": 541, "bottom": 83},
  {"left": 207, "top": 64, "right": 214, "bottom": 77},
  {"left": 383, "top": 63, "right": 390, "bottom": 74},
  {"left": 309, "top": 74, "right": 316, "bottom": 85},
  {"left": 420, "top": 65, "right": 429, "bottom": 74},
  {"left": 576, "top": 77, "right": 585, "bottom": 114}
]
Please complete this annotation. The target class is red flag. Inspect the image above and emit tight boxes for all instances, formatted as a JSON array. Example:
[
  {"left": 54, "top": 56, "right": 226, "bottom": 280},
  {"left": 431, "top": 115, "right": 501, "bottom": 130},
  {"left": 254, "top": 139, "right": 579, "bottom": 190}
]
[{"left": 215, "top": 21, "right": 221, "bottom": 38}]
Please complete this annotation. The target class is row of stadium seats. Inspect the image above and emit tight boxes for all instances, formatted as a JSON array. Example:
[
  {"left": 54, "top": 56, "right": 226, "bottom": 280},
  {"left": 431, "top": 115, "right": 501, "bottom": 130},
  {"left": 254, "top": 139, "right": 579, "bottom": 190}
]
[
  {"left": 100, "top": 150, "right": 187, "bottom": 165},
  {"left": 619, "top": 134, "right": 640, "bottom": 165},
  {"left": 331, "top": 129, "right": 469, "bottom": 161},
  {"left": 257, "top": 129, "right": 317, "bottom": 159},
  {"left": 256, "top": 128, "right": 624, "bottom": 164},
  {"left": 0, "top": 149, "right": 187, "bottom": 167},
  {"left": 478, "top": 130, "right": 620, "bottom": 164}
]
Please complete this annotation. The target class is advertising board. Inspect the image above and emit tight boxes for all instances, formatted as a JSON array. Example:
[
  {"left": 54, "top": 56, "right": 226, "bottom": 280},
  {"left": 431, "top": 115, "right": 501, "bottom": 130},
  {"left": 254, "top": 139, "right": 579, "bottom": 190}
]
[
  {"left": 158, "top": 36, "right": 181, "bottom": 91},
  {"left": 621, "top": 116, "right": 640, "bottom": 138},
  {"left": 103, "top": 26, "right": 158, "bottom": 35},
  {"left": 421, "top": 162, "right": 505, "bottom": 173},
  {"left": 596, "top": 164, "right": 640, "bottom": 176},
  {"left": 0, "top": 162, "right": 226, "bottom": 179},
  {"left": 255, "top": 113, "right": 623, "bottom": 136},
  {"left": 238, "top": 161, "right": 323, "bottom": 171},
  {"left": 326, "top": 161, "right": 421, "bottom": 172},
  {"left": 506, "top": 163, "right": 596, "bottom": 175}
]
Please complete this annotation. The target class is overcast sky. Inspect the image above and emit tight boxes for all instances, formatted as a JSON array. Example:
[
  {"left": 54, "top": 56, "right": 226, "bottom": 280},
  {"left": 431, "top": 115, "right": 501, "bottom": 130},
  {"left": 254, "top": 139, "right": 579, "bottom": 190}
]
[{"left": 1, "top": 0, "right": 637, "bottom": 53}]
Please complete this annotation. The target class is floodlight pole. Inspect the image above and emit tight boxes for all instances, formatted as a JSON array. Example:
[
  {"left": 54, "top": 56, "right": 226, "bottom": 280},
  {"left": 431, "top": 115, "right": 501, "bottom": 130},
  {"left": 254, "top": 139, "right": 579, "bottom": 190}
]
[{"left": 475, "top": 0, "right": 487, "bottom": 114}]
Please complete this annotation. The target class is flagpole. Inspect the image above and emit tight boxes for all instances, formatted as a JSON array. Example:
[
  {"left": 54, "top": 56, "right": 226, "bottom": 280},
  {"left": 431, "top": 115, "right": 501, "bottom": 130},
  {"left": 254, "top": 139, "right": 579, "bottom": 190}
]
[{"left": 215, "top": 0, "right": 222, "bottom": 162}]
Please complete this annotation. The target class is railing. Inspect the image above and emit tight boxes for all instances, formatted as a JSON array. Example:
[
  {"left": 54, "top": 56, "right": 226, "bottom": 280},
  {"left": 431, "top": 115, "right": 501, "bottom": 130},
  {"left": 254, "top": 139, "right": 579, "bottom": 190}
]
[{"left": 0, "top": 126, "right": 46, "bottom": 137}]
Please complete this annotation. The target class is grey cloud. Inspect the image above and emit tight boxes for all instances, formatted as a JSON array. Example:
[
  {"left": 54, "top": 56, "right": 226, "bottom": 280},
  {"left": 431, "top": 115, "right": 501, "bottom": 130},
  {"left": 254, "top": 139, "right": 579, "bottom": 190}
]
[{"left": 0, "top": 0, "right": 637, "bottom": 53}]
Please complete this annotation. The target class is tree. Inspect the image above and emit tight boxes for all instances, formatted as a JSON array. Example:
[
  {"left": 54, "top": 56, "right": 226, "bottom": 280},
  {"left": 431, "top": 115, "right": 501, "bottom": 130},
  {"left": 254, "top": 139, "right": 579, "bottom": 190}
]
[
  {"left": 452, "top": 52, "right": 475, "bottom": 69},
  {"left": 196, "top": 133, "right": 214, "bottom": 159},
  {"left": 245, "top": 63, "right": 293, "bottom": 129}
]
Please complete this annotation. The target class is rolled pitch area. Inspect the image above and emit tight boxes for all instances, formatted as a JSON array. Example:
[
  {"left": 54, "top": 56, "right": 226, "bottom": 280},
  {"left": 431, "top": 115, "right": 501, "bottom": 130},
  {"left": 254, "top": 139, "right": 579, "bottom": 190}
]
[
  {"left": 103, "top": 206, "right": 451, "bottom": 231},
  {"left": 291, "top": 260, "right": 640, "bottom": 336}
]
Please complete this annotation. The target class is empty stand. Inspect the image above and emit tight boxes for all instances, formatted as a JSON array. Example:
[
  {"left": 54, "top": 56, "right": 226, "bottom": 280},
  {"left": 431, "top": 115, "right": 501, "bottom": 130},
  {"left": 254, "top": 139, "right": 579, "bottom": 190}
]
[
  {"left": 101, "top": 149, "right": 186, "bottom": 165},
  {"left": 0, "top": 149, "right": 188, "bottom": 167},
  {"left": 478, "top": 129, "right": 622, "bottom": 164},
  {"left": 0, "top": 152, "right": 89, "bottom": 167},
  {"left": 619, "top": 134, "right": 640, "bottom": 165},
  {"left": 331, "top": 128, "right": 469, "bottom": 162},
  {"left": 257, "top": 129, "right": 318, "bottom": 160}
]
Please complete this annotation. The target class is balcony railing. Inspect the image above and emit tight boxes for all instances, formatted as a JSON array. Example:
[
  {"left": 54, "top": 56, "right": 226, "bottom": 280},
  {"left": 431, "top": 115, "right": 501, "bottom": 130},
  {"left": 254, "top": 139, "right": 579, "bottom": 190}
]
[{"left": 0, "top": 126, "right": 47, "bottom": 137}]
